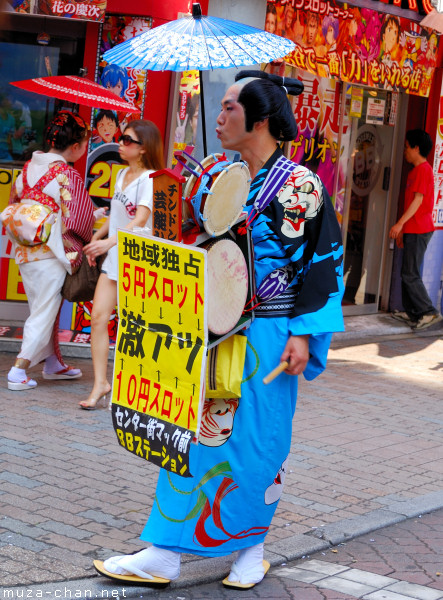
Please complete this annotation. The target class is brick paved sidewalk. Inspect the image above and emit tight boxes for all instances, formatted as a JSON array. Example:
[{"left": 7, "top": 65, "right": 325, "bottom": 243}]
[
  {"left": 274, "top": 508, "right": 443, "bottom": 599},
  {"left": 0, "top": 332, "right": 442, "bottom": 590}
]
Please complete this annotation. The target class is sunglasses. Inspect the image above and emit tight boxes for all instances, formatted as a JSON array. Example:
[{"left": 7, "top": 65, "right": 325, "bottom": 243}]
[{"left": 119, "top": 134, "right": 142, "bottom": 146}]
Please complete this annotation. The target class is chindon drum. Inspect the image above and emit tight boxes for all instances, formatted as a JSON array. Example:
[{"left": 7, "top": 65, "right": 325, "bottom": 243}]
[
  {"left": 183, "top": 153, "right": 251, "bottom": 237},
  {"left": 206, "top": 238, "right": 249, "bottom": 336}
]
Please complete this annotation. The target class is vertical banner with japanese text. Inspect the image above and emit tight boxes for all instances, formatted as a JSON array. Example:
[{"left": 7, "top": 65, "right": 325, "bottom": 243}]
[
  {"left": 112, "top": 231, "right": 207, "bottom": 477},
  {"left": 289, "top": 71, "right": 351, "bottom": 222},
  {"left": 432, "top": 84, "right": 443, "bottom": 230}
]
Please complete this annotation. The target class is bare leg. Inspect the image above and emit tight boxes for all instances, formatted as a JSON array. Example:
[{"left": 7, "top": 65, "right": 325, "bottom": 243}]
[{"left": 79, "top": 274, "right": 116, "bottom": 408}]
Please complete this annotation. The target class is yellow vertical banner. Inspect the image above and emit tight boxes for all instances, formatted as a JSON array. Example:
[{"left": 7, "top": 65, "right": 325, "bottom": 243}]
[{"left": 111, "top": 230, "right": 207, "bottom": 477}]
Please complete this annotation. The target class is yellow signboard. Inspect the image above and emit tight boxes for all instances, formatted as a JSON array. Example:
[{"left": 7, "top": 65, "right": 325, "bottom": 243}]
[{"left": 111, "top": 230, "right": 207, "bottom": 477}]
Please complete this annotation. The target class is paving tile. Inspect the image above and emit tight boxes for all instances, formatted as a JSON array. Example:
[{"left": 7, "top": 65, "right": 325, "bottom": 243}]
[
  {"left": 38, "top": 520, "right": 95, "bottom": 540},
  {"left": 339, "top": 568, "right": 398, "bottom": 588},
  {"left": 77, "top": 509, "right": 132, "bottom": 528},
  {"left": 273, "top": 565, "right": 328, "bottom": 584},
  {"left": 0, "top": 472, "right": 43, "bottom": 489},
  {"left": 363, "top": 592, "right": 443, "bottom": 600},
  {"left": 385, "top": 582, "right": 443, "bottom": 600},
  {"left": 296, "top": 559, "right": 350, "bottom": 576},
  {"left": 0, "top": 532, "right": 49, "bottom": 552},
  {"left": 316, "top": 574, "right": 377, "bottom": 596}
]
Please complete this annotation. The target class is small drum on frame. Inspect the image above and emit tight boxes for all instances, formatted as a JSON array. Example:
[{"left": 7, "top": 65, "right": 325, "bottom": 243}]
[
  {"left": 184, "top": 153, "right": 251, "bottom": 237},
  {"left": 205, "top": 238, "right": 249, "bottom": 336}
]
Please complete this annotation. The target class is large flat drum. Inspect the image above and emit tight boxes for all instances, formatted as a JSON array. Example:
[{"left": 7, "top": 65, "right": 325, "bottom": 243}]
[
  {"left": 206, "top": 238, "right": 249, "bottom": 336},
  {"left": 203, "top": 162, "right": 250, "bottom": 237}
]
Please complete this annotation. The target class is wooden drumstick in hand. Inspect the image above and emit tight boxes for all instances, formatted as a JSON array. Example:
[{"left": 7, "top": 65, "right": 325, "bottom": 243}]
[{"left": 263, "top": 361, "right": 289, "bottom": 384}]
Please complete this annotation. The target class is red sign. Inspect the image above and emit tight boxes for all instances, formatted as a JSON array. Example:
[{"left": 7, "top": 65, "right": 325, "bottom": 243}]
[
  {"left": 267, "top": 0, "right": 439, "bottom": 97},
  {"left": 13, "top": 0, "right": 106, "bottom": 22}
]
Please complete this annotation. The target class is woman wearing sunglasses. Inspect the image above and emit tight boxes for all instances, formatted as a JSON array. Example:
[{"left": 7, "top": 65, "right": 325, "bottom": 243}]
[{"left": 81, "top": 120, "right": 164, "bottom": 410}]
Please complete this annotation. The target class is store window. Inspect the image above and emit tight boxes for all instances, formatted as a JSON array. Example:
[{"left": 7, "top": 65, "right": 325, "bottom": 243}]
[{"left": 0, "top": 14, "right": 86, "bottom": 165}]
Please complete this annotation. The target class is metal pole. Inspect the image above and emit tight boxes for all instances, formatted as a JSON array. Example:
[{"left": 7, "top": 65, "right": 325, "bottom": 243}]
[{"left": 199, "top": 70, "right": 207, "bottom": 157}]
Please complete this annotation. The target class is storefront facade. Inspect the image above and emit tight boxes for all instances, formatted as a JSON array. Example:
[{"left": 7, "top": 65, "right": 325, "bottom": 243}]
[
  {"left": 264, "top": 0, "right": 443, "bottom": 316},
  {"left": 0, "top": 0, "right": 442, "bottom": 339},
  {"left": 0, "top": 0, "right": 207, "bottom": 339}
]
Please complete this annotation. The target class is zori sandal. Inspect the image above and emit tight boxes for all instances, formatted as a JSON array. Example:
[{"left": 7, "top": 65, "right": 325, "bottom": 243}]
[
  {"left": 93, "top": 560, "right": 171, "bottom": 588},
  {"left": 7, "top": 377, "right": 37, "bottom": 391},
  {"left": 42, "top": 366, "right": 82, "bottom": 380},
  {"left": 222, "top": 559, "right": 270, "bottom": 590}
]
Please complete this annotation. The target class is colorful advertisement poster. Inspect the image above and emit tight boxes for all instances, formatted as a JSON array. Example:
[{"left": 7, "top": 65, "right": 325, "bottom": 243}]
[
  {"left": 432, "top": 87, "right": 443, "bottom": 230},
  {"left": 0, "top": 167, "right": 26, "bottom": 301},
  {"left": 266, "top": 0, "right": 439, "bottom": 97},
  {"left": 289, "top": 71, "right": 351, "bottom": 221},
  {"left": 111, "top": 231, "right": 207, "bottom": 477},
  {"left": 12, "top": 0, "right": 106, "bottom": 21},
  {"left": 86, "top": 16, "right": 151, "bottom": 208}
]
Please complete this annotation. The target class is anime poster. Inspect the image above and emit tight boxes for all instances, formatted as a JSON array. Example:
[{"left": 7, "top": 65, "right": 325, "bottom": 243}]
[
  {"left": 266, "top": 0, "right": 439, "bottom": 97},
  {"left": 432, "top": 85, "right": 443, "bottom": 230},
  {"left": 111, "top": 231, "right": 207, "bottom": 477},
  {"left": 11, "top": 0, "right": 106, "bottom": 21},
  {"left": 85, "top": 15, "right": 151, "bottom": 208},
  {"left": 289, "top": 71, "right": 351, "bottom": 222}
]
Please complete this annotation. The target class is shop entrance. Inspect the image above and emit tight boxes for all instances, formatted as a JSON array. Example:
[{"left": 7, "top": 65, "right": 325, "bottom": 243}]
[{"left": 341, "top": 87, "right": 402, "bottom": 315}]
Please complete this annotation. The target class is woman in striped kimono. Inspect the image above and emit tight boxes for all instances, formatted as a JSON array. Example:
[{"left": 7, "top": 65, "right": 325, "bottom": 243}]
[
  {"left": 96, "top": 71, "right": 344, "bottom": 589},
  {"left": 6, "top": 111, "right": 95, "bottom": 391}
]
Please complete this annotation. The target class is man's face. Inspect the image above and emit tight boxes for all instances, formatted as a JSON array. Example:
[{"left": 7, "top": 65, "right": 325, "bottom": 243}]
[
  {"left": 307, "top": 17, "right": 317, "bottom": 44},
  {"left": 404, "top": 140, "right": 419, "bottom": 164},
  {"left": 285, "top": 6, "right": 294, "bottom": 28},
  {"left": 216, "top": 85, "right": 249, "bottom": 154}
]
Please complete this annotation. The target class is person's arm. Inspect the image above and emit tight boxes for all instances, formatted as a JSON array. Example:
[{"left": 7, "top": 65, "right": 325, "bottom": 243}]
[
  {"left": 125, "top": 205, "right": 151, "bottom": 230},
  {"left": 91, "top": 217, "right": 110, "bottom": 241},
  {"left": 389, "top": 192, "right": 423, "bottom": 240},
  {"left": 83, "top": 226, "right": 114, "bottom": 265},
  {"left": 84, "top": 205, "right": 150, "bottom": 265}
]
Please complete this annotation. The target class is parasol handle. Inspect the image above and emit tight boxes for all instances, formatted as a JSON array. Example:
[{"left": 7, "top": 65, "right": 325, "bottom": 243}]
[
  {"left": 263, "top": 361, "right": 289, "bottom": 385},
  {"left": 180, "top": 149, "right": 205, "bottom": 171},
  {"left": 173, "top": 154, "right": 201, "bottom": 179}
]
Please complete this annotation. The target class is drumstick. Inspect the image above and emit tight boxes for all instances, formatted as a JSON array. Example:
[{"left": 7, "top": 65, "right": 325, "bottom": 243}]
[{"left": 263, "top": 361, "right": 289, "bottom": 384}]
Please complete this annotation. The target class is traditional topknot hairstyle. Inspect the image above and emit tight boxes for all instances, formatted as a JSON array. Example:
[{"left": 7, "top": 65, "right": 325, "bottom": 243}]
[
  {"left": 234, "top": 70, "right": 304, "bottom": 142},
  {"left": 44, "top": 111, "right": 90, "bottom": 151}
]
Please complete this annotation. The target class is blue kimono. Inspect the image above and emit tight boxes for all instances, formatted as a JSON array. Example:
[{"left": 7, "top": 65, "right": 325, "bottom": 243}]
[{"left": 140, "top": 148, "right": 344, "bottom": 556}]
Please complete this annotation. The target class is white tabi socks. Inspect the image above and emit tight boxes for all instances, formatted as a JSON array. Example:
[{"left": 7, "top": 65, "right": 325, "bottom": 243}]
[
  {"left": 227, "top": 542, "right": 265, "bottom": 585},
  {"left": 103, "top": 546, "right": 181, "bottom": 581}
]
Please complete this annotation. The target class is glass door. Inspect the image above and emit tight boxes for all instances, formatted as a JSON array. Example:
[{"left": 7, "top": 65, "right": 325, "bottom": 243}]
[{"left": 341, "top": 87, "right": 397, "bottom": 314}]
